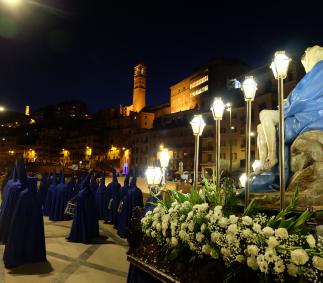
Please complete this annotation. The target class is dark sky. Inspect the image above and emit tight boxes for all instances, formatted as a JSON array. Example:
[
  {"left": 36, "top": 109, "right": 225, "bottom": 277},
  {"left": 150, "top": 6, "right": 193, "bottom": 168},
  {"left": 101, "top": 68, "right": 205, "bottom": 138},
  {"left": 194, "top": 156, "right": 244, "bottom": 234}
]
[{"left": 0, "top": 1, "right": 323, "bottom": 113}]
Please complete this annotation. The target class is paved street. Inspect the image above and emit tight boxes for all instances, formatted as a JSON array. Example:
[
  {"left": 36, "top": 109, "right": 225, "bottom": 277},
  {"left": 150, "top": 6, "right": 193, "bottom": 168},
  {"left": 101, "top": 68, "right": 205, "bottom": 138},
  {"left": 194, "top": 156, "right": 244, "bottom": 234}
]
[{"left": 0, "top": 218, "right": 129, "bottom": 283}]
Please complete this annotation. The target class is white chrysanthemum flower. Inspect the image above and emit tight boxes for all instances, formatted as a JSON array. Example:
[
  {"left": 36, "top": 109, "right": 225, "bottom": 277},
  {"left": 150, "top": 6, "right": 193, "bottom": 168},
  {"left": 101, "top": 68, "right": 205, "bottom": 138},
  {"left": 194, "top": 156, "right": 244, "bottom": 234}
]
[
  {"left": 312, "top": 256, "right": 323, "bottom": 271},
  {"left": 262, "top": 226, "right": 275, "bottom": 237},
  {"left": 267, "top": 236, "right": 279, "bottom": 249},
  {"left": 274, "top": 258, "right": 285, "bottom": 274},
  {"left": 202, "top": 244, "right": 211, "bottom": 255},
  {"left": 264, "top": 248, "right": 277, "bottom": 263},
  {"left": 275, "top": 228, "right": 288, "bottom": 239},
  {"left": 200, "top": 223, "right": 207, "bottom": 233},
  {"left": 229, "top": 215, "right": 238, "bottom": 224},
  {"left": 247, "top": 245, "right": 259, "bottom": 256},
  {"left": 228, "top": 224, "right": 238, "bottom": 234},
  {"left": 287, "top": 263, "right": 298, "bottom": 277},
  {"left": 196, "top": 232, "right": 205, "bottom": 242},
  {"left": 187, "top": 211, "right": 193, "bottom": 220},
  {"left": 226, "top": 233, "right": 237, "bottom": 244},
  {"left": 290, "top": 249, "right": 309, "bottom": 265},
  {"left": 211, "top": 231, "right": 221, "bottom": 243},
  {"left": 241, "top": 216, "right": 253, "bottom": 226},
  {"left": 218, "top": 217, "right": 228, "bottom": 228},
  {"left": 252, "top": 223, "right": 261, "bottom": 233},
  {"left": 188, "top": 222, "right": 195, "bottom": 232},
  {"left": 257, "top": 255, "right": 268, "bottom": 274},
  {"left": 236, "top": 255, "right": 245, "bottom": 263},
  {"left": 306, "top": 234, "right": 316, "bottom": 248},
  {"left": 214, "top": 205, "right": 222, "bottom": 213},
  {"left": 221, "top": 247, "right": 230, "bottom": 257},
  {"left": 171, "top": 237, "right": 178, "bottom": 247},
  {"left": 247, "top": 256, "right": 258, "bottom": 270},
  {"left": 242, "top": 228, "right": 252, "bottom": 238}
]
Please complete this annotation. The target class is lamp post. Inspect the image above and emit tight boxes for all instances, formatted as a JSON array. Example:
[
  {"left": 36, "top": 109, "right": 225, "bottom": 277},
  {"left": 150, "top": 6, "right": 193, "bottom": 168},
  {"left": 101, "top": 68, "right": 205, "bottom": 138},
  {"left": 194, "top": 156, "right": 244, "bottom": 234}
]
[
  {"left": 145, "top": 166, "right": 163, "bottom": 192},
  {"left": 241, "top": 76, "right": 257, "bottom": 207},
  {"left": 190, "top": 114, "right": 206, "bottom": 190},
  {"left": 226, "top": 103, "right": 232, "bottom": 176},
  {"left": 159, "top": 148, "right": 170, "bottom": 186},
  {"left": 270, "top": 51, "right": 291, "bottom": 210},
  {"left": 210, "top": 97, "right": 225, "bottom": 192}
]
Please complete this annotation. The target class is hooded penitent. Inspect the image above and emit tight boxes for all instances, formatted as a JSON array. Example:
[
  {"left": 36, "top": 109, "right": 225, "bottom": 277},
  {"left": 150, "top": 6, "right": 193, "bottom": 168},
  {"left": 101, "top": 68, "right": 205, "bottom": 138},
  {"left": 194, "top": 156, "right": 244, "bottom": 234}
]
[
  {"left": 105, "top": 168, "right": 121, "bottom": 225},
  {"left": 127, "top": 174, "right": 144, "bottom": 226},
  {"left": 95, "top": 173, "right": 108, "bottom": 220},
  {"left": 0, "top": 158, "right": 26, "bottom": 243},
  {"left": 49, "top": 170, "right": 71, "bottom": 221},
  {"left": 116, "top": 171, "right": 133, "bottom": 238},
  {"left": 90, "top": 172, "right": 100, "bottom": 194},
  {"left": 38, "top": 173, "right": 49, "bottom": 206},
  {"left": 67, "top": 171, "right": 99, "bottom": 243},
  {"left": 3, "top": 175, "right": 46, "bottom": 269},
  {"left": 43, "top": 172, "right": 57, "bottom": 216}
]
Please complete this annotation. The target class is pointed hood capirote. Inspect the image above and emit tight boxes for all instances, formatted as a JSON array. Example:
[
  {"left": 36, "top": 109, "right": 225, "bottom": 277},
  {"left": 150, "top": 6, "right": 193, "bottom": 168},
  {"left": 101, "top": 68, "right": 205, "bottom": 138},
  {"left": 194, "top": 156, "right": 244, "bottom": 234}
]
[
  {"left": 130, "top": 174, "right": 137, "bottom": 188},
  {"left": 16, "top": 158, "right": 27, "bottom": 186},
  {"left": 124, "top": 171, "right": 131, "bottom": 187},
  {"left": 100, "top": 173, "right": 105, "bottom": 186},
  {"left": 59, "top": 169, "right": 65, "bottom": 184},
  {"left": 112, "top": 168, "right": 118, "bottom": 183},
  {"left": 81, "top": 171, "right": 93, "bottom": 190}
]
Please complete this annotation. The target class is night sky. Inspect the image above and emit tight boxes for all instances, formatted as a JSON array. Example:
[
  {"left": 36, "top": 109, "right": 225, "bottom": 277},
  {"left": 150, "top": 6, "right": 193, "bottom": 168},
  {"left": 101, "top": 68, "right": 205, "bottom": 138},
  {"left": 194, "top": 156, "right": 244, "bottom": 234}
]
[{"left": 0, "top": 1, "right": 322, "bottom": 113}]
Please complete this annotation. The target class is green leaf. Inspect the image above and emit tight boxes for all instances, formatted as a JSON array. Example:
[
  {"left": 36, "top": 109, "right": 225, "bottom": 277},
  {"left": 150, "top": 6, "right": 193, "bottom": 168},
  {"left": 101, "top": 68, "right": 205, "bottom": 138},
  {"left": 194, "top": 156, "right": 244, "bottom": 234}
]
[{"left": 278, "top": 216, "right": 296, "bottom": 229}]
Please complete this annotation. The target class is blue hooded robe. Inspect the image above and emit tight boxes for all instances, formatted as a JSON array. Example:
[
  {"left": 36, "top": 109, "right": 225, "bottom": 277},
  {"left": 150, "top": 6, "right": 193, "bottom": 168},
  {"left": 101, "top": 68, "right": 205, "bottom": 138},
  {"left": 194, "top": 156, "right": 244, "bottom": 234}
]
[
  {"left": 43, "top": 172, "right": 57, "bottom": 216},
  {"left": 49, "top": 170, "right": 71, "bottom": 221},
  {"left": 3, "top": 176, "right": 46, "bottom": 269},
  {"left": 95, "top": 173, "right": 108, "bottom": 220},
  {"left": 0, "top": 159, "right": 26, "bottom": 243},
  {"left": 67, "top": 172, "right": 99, "bottom": 243},
  {"left": 105, "top": 168, "right": 121, "bottom": 225},
  {"left": 38, "top": 173, "right": 49, "bottom": 206},
  {"left": 116, "top": 172, "right": 132, "bottom": 238}
]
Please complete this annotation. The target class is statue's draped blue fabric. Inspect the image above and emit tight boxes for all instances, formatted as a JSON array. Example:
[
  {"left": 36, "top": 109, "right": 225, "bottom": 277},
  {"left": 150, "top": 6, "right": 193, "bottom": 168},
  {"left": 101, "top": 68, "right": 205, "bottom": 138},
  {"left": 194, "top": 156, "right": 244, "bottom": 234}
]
[
  {"left": 95, "top": 173, "right": 108, "bottom": 220},
  {"left": 3, "top": 176, "right": 46, "bottom": 269},
  {"left": 0, "top": 159, "right": 26, "bottom": 243},
  {"left": 67, "top": 172, "right": 99, "bottom": 243},
  {"left": 250, "top": 60, "right": 323, "bottom": 193},
  {"left": 105, "top": 169, "right": 121, "bottom": 225},
  {"left": 116, "top": 172, "right": 132, "bottom": 238}
]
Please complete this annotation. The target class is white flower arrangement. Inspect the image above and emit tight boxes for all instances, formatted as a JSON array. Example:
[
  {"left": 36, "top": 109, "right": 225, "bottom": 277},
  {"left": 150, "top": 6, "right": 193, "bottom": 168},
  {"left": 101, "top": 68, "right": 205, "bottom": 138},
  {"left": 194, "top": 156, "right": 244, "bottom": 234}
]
[{"left": 140, "top": 185, "right": 323, "bottom": 282}]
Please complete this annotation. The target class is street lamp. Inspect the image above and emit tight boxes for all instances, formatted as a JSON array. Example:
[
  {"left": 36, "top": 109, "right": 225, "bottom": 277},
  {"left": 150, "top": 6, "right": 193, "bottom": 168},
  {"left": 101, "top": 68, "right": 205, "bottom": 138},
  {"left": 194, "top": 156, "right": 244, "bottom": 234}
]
[
  {"left": 241, "top": 76, "right": 257, "bottom": 207},
  {"left": 210, "top": 97, "right": 225, "bottom": 192},
  {"left": 2, "top": 0, "right": 21, "bottom": 6},
  {"left": 145, "top": 166, "right": 163, "bottom": 187},
  {"left": 159, "top": 148, "right": 170, "bottom": 185},
  {"left": 0, "top": 106, "right": 5, "bottom": 112},
  {"left": 270, "top": 51, "right": 291, "bottom": 210},
  {"left": 190, "top": 114, "right": 206, "bottom": 190},
  {"left": 226, "top": 103, "right": 233, "bottom": 176},
  {"left": 239, "top": 173, "right": 247, "bottom": 188}
]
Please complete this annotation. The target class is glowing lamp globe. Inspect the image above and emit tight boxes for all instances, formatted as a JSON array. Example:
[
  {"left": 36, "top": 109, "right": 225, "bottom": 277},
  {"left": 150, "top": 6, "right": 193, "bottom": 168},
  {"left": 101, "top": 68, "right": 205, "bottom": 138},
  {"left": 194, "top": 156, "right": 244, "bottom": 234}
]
[
  {"left": 210, "top": 97, "right": 225, "bottom": 120},
  {"left": 239, "top": 173, "right": 247, "bottom": 188},
  {"left": 270, "top": 51, "right": 291, "bottom": 79},
  {"left": 145, "top": 166, "right": 163, "bottom": 186},
  {"left": 242, "top": 76, "right": 257, "bottom": 101},
  {"left": 190, "top": 115, "right": 206, "bottom": 136},
  {"left": 160, "top": 149, "right": 170, "bottom": 168}
]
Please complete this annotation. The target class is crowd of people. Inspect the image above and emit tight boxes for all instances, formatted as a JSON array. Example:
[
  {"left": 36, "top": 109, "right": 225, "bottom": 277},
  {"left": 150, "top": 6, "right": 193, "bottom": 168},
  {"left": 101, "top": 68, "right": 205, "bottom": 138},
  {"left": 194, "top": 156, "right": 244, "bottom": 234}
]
[{"left": 0, "top": 158, "right": 147, "bottom": 269}]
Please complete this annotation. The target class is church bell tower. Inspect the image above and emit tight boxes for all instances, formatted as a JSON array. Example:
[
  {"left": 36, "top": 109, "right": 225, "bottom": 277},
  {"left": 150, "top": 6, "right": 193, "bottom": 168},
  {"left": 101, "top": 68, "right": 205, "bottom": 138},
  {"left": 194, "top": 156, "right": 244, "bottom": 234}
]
[{"left": 132, "top": 63, "right": 146, "bottom": 112}]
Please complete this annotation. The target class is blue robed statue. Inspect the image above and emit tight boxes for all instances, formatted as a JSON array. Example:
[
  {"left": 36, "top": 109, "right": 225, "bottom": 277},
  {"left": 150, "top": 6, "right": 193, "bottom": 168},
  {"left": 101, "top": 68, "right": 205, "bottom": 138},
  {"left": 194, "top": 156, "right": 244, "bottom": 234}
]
[{"left": 250, "top": 45, "right": 323, "bottom": 192}]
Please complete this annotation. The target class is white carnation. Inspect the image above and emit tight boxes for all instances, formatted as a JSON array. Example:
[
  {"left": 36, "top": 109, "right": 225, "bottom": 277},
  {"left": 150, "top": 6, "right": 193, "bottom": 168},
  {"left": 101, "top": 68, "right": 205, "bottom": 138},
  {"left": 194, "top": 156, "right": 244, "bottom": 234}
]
[
  {"left": 200, "top": 223, "right": 207, "bottom": 233},
  {"left": 262, "top": 226, "right": 274, "bottom": 237},
  {"left": 247, "top": 245, "right": 259, "bottom": 256},
  {"left": 275, "top": 228, "right": 288, "bottom": 239},
  {"left": 267, "top": 236, "right": 279, "bottom": 249},
  {"left": 188, "top": 222, "right": 195, "bottom": 232},
  {"left": 247, "top": 256, "right": 258, "bottom": 270},
  {"left": 211, "top": 231, "right": 221, "bottom": 243},
  {"left": 287, "top": 263, "right": 298, "bottom": 277},
  {"left": 312, "top": 256, "right": 323, "bottom": 271},
  {"left": 218, "top": 217, "right": 228, "bottom": 228},
  {"left": 252, "top": 223, "right": 261, "bottom": 233},
  {"left": 306, "top": 234, "right": 316, "bottom": 248},
  {"left": 171, "top": 237, "right": 178, "bottom": 247},
  {"left": 290, "top": 249, "right": 309, "bottom": 265},
  {"left": 202, "top": 244, "right": 211, "bottom": 255},
  {"left": 241, "top": 216, "right": 253, "bottom": 226},
  {"left": 196, "top": 232, "right": 205, "bottom": 242},
  {"left": 228, "top": 223, "right": 238, "bottom": 234},
  {"left": 229, "top": 215, "right": 238, "bottom": 224},
  {"left": 156, "top": 223, "right": 161, "bottom": 231},
  {"left": 242, "top": 228, "right": 252, "bottom": 238}
]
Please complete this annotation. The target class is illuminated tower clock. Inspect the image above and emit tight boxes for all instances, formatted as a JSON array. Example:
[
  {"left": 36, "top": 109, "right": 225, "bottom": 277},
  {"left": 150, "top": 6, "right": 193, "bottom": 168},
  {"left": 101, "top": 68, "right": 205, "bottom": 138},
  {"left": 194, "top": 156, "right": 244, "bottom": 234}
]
[{"left": 132, "top": 63, "right": 146, "bottom": 112}]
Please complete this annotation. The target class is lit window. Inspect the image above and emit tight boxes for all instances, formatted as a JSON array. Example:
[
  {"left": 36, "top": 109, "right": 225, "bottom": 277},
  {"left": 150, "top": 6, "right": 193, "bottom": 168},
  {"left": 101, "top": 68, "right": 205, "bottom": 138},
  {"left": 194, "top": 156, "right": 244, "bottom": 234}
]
[
  {"left": 190, "top": 75, "right": 208, "bottom": 89},
  {"left": 191, "top": 85, "right": 208, "bottom": 97}
]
